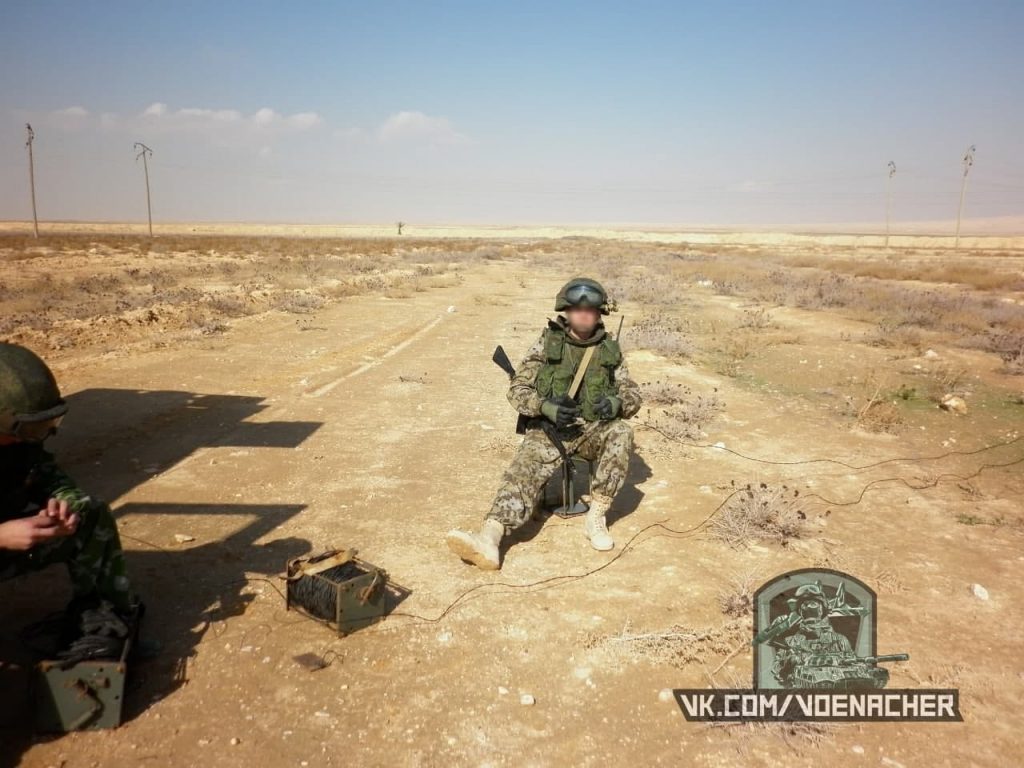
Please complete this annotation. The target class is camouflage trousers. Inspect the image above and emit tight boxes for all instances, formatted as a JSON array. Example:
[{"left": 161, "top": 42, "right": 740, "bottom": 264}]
[
  {"left": 486, "top": 419, "right": 634, "bottom": 531},
  {"left": 0, "top": 499, "right": 135, "bottom": 613}
]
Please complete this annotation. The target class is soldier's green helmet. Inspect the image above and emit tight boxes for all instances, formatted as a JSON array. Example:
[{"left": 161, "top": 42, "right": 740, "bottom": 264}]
[
  {"left": 554, "top": 277, "right": 612, "bottom": 315},
  {"left": 0, "top": 342, "right": 68, "bottom": 442}
]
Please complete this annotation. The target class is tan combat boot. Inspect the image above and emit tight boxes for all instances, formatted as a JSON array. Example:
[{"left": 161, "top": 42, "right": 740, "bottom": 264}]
[
  {"left": 446, "top": 519, "right": 505, "bottom": 570},
  {"left": 583, "top": 493, "right": 614, "bottom": 551}
]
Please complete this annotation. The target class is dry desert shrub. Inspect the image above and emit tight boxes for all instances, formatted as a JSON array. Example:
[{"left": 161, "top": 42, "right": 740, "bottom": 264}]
[
  {"left": 583, "top": 616, "right": 748, "bottom": 669},
  {"left": 718, "top": 571, "right": 758, "bottom": 619},
  {"left": 624, "top": 312, "right": 696, "bottom": 358},
  {"left": 714, "top": 333, "right": 756, "bottom": 377},
  {"left": 855, "top": 399, "right": 905, "bottom": 433},
  {"left": 736, "top": 306, "right": 775, "bottom": 330},
  {"left": 640, "top": 382, "right": 724, "bottom": 440},
  {"left": 784, "top": 254, "right": 1023, "bottom": 292},
  {"left": 862, "top": 317, "right": 924, "bottom": 350},
  {"left": 709, "top": 482, "right": 807, "bottom": 547}
]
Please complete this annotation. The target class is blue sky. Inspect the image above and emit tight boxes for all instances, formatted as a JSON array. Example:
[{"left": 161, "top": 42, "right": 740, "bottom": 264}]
[{"left": 2, "top": 1, "right": 1022, "bottom": 228}]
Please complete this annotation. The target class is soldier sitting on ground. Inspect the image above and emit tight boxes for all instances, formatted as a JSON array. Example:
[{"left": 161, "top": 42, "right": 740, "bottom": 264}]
[
  {"left": 447, "top": 277, "right": 642, "bottom": 570},
  {"left": 0, "top": 342, "right": 139, "bottom": 661}
]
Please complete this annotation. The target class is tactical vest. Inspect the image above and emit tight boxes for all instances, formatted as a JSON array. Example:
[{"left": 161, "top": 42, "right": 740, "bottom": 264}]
[{"left": 535, "top": 323, "right": 622, "bottom": 421}]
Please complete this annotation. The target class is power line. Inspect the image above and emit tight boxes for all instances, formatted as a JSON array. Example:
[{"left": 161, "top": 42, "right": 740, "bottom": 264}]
[
  {"left": 25, "top": 124, "right": 39, "bottom": 238},
  {"left": 134, "top": 142, "right": 155, "bottom": 237},
  {"left": 955, "top": 144, "right": 975, "bottom": 248},
  {"left": 885, "top": 160, "right": 896, "bottom": 248}
]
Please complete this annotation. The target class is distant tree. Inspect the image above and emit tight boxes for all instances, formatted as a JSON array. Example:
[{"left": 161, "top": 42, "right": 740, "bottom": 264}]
[{"left": 396, "top": 221, "right": 405, "bottom": 235}]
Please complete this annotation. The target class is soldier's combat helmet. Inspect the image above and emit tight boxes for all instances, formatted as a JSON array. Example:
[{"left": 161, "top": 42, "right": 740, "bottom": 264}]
[
  {"left": 554, "top": 277, "right": 613, "bottom": 315},
  {"left": 0, "top": 342, "right": 67, "bottom": 442},
  {"left": 787, "top": 582, "right": 829, "bottom": 618}
]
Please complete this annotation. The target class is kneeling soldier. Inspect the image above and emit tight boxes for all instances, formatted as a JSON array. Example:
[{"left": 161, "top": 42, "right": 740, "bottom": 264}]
[{"left": 0, "top": 343, "right": 138, "bottom": 660}]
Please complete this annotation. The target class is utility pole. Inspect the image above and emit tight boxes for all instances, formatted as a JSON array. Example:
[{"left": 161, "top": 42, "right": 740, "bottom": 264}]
[
  {"left": 134, "top": 142, "right": 154, "bottom": 237},
  {"left": 955, "top": 144, "right": 975, "bottom": 249},
  {"left": 26, "top": 124, "right": 39, "bottom": 238},
  {"left": 885, "top": 160, "right": 896, "bottom": 249}
]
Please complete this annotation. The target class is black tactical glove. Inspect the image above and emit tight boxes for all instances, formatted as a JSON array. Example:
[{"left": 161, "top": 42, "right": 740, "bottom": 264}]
[
  {"left": 593, "top": 395, "right": 622, "bottom": 420},
  {"left": 540, "top": 396, "right": 580, "bottom": 428}
]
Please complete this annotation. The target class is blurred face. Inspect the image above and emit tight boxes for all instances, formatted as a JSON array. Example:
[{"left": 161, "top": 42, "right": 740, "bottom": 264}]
[
  {"left": 0, "top": 415, "right": 63, "bottom": 445},
  {"left": 565, "top": 306, "right": 600, "bottom": 338}
]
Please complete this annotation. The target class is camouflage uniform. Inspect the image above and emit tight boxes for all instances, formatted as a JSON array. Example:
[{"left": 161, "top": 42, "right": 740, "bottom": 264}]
[
  {"left": 0, "top": 443, "right": 134, "bottom": 613},
  {"left": 486, "top": 317, "right": 642, "bottom": 531}
]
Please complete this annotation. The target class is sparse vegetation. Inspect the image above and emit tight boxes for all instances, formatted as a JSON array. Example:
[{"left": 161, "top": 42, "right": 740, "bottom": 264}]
[
  {"left": 0, "top": 233, "right": 478, "bottom": 355},
  {"left": 718, "top": 571, "right": 757, "bottom": 618},
  {"left": 640, "top": 382, "right": 724, "bottom": 440},
  {"left": 709, "top": 481, "right": 808, "bottom": 547},
  {"left": 624, "top": 311, "right": 696, "bottom": 358}
]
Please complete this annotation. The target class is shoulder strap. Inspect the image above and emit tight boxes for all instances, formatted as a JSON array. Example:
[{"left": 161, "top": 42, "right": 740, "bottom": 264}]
[{"left": 567, "top": 345, "right": 597, "bottom": 399}]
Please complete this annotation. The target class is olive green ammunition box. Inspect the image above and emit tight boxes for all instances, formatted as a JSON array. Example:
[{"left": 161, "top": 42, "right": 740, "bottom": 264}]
[
  {"left": 285, "top": 549, "right": 392, "bottom": 635},
  {"left": 34, "top": 636, "right": 132, "bottom": 732}
]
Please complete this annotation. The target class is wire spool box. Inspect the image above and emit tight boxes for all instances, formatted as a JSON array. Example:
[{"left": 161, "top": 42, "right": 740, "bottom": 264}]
[
  {"left": 33, "top": 630, "right": 133, "bottom": 732},
  {"left": 285, "top": 550, "right": 390, "bottom": 636}
]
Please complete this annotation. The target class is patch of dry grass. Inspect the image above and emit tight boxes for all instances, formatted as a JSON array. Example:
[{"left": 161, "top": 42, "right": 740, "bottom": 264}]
[
  {"left": 709, "top": 482, "right": 808, "bottom": 548},
  {"left": 624, "top": 312, "right": 696, "bottom": 358},
  {"left": 0, "top": 233, "right": 479, "bottom": 356},
  {"left": 640, "top": 382, "right": 724, "bottom": 440}
]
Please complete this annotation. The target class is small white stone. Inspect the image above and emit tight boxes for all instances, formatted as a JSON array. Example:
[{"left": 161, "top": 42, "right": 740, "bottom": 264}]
[
  {"left": 924, "top": 349, "right": 939, "bottom": 359},
  {"left": 498, "top": 686, "right": 509, "bottom": 695},
  {"left": 174, "top": 533, "right": 195, "bottom": 543},
  {"left": 712, "top": 442, "right": 726, "bottom": 450},
  {"left": 658, "top": 688, "right": 674, "bottom": 703},
  {"left": 851, "top": 745, "right": 864, "bottom": 754},
  {"left": 230, "top": 738, "right": 240, "bottom": 746},
  {"left": 447, "top": 305, "right": 457, "bottom": 313},
  {"left": 520, "top": 694, "right": 535, "bottom": 706},
  {"left": 970, "top": 583, "right": 989, "bottom": 600}
]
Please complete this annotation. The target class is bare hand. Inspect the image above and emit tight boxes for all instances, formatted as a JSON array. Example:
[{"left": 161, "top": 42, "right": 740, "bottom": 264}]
[
  {"left": 0, "top": 508, "right": 78, "bottom": 551},
  {"left": 44, "top": 497, "right": 75, "bottom": 529},
  {"left": 0, "top": 516, "right": 60, "bottom": 551}
]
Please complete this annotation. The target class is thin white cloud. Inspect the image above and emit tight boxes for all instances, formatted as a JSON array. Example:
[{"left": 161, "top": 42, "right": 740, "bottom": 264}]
[
  {"left": 378, "top": 110, "right": 468, "bottom": 145},
  {"left": 137, "top": 103, "right": 319, "bottom": 132},
  {"left": 175, "top": 107, "right": 242, "bottom": 122},
  {"left": 54, "top": 106, "right": 89, "bottom": 117},
  {"left": 287, "top": 112, "right": 322, "bottom": 130}
]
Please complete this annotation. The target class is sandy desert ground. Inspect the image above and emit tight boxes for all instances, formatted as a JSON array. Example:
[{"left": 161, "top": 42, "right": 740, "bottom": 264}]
[{"left": 1, "top": 226, "right": 1023, "bottom": 767}]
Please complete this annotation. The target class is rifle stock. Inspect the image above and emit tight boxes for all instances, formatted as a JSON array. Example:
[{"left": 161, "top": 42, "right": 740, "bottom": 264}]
[{"left": 492, "top": 345, "right": 516, "bottom": 380}]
